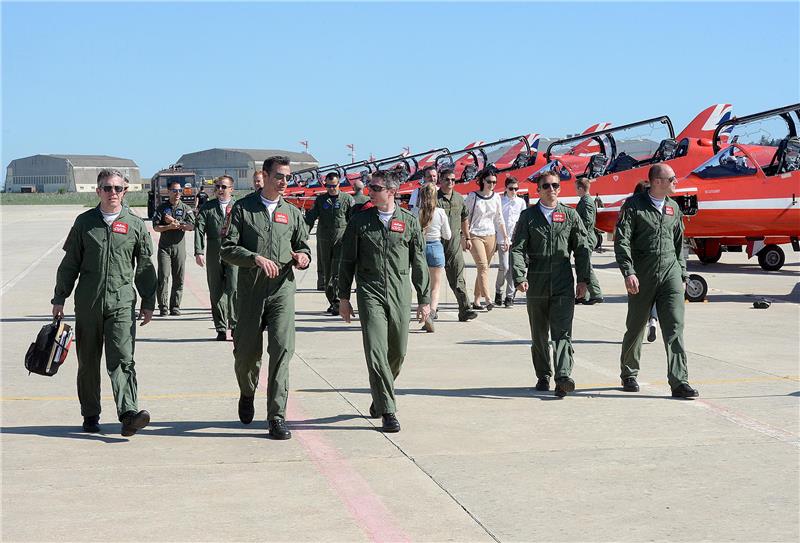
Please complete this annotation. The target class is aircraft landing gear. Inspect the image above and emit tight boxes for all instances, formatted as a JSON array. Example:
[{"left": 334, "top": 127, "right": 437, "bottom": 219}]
[
  {"left": 685, "top": 274, "right": 708, "bottom": 303},
  {"left": 757, "top": 244, "right": 785, "bottom": 271},
  {"left": 694, "top": 239, "right": 722, "bottom": 264}
]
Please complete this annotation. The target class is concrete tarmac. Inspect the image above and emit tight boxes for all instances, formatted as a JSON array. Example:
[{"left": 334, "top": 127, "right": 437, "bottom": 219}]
[{"left": 1, "top": 205, "right": 798, "bottom": 542}]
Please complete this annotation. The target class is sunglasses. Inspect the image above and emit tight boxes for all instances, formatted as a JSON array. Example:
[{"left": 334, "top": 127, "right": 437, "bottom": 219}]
[
  {"left": 659, "top": 175, "right": 677, "bottom": 183},
  {"left": 507, "top": 186, "right": 519, "bottom": 191},
  {"left": 215, "top": 184, "right": 231, "bottom": 190},
  {"left": 272, "top": 173, "right": 291, "bottom": 182},
  {"left": 169, "top": 189, "right": 181, "bottom": 193},
  {"left": 101, "top": 185, "right": 125, "bottom": 193},
  {"left": 484, "top": 180, "right": 497, "bottom": 185},
  {"left": 324, "top": 184, "right": 338, "bottom": 188},
  {"left": 540, "top": 183, "right": 560, "bottom": 190},
  {"left": 442, "top": 177, "right": 456, "bottom": 183},
  {"left": 368, "top": 184, "right": 386, "bottom": 192}
]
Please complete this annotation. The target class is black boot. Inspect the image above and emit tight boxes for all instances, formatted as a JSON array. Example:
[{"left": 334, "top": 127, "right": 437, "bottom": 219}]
[
  {"left": 555, "top": 377, "right": 576, "bottom": 398},
  {"left": 622, "top": 377, "right": 640, "bottom": 392},
  {"left": 120, "top": 410, "right": 150, "bottom": 437},
  {"left": 268, "top": 418, "right": 292, "bottom": 440},
  {"left": 381, "top": 413, "right": 401, "bottom": 433},
  {"left": 238, "top": 395, "right": 255, "bottom": 424},
  {"left": 671, "top": 383, "right": 699, "bottom": 399},
  {"left": 82, "top": 415, "right": 100, "bottom": 433},
  {"left": 535, "top": 377, "right": 550, "bottom": 391}
]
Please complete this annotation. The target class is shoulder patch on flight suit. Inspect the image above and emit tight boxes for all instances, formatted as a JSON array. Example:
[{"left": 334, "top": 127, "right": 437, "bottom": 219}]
[
  {"left": 112, "top": 221, "right": 129, "bottom": 234},
  {"left": 665, "top": 206, "right": 674, "bottom": 216},
  {"left": 390, "top": 219, "right": 406, "bottom": 233},
  {"left": 274, "top": 212, "right": 289, "bottom": 224},
  {"left": 552, "top": 212, "right": 566, "bottom": 223}
]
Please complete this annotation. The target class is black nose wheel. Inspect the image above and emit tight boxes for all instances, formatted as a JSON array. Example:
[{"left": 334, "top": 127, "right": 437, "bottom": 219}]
[
  {"left": 685, "top": 274, "right": 708, "bottom": 302},
  {"left": 757, "top": 244, "right": 785, "bottom": 271}
]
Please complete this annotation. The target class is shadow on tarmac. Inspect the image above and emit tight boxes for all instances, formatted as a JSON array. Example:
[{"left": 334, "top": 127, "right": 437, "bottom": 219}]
[
  {"left": 1, "top": 415, "right": 380, "bottom": 441},
  {"left": 299, "top": 386, "right": 670, "bottom": 401},
  {"left": 456, "top": 338, "right": 622, "bottom": 346}
]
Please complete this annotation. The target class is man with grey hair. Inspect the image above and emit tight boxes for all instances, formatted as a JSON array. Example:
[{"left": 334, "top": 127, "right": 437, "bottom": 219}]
[{"left": 51, "top": 169, "right": 157, "bottom": 436}]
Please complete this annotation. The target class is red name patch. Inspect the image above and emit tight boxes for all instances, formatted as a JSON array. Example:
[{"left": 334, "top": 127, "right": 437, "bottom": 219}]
[
  {"left": 274, "top": 212, "right": 289, "bottom": 224},
  {"left": 552, "top": 212, "right": 566, "bottom": 223},
  {"left": 390, "top": 220, "right": 406, "bottom": 233},
  {"left": 665, "top": 206, "right": 674, "bottom": 216},
  {"left": 111, "top": 221, "right": 129, "bottom": 234}
]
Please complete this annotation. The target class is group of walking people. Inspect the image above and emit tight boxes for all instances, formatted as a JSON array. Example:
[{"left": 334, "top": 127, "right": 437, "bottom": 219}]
[{"left": 49, "top": 157, "right": 698, "bottom": 440}]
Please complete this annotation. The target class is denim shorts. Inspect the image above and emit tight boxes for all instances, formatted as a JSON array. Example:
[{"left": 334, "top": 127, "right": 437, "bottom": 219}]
[{"left": 425, "top": 240, "right": 446, "bottom": 267}]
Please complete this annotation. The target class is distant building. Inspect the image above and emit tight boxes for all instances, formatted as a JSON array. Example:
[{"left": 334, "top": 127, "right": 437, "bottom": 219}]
[
  {"left": 4, "top": 154, "right": 142, "bottom": 193},
  {"left": 176, "top": 148, "right": 317, "bottom": 190}
]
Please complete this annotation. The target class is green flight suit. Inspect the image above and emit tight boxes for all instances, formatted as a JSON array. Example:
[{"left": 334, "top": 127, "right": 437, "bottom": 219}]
[
  {"left": 305, "top": 192, "right": 355, "bottom": 306},
  {"left": 436, "top": 189, "right": 471, "bottom": 313},
  {"left": 220, "top": 193, "right": 311, "bottom": 421},
  {"left": 576, "top": 193, "right": 603, "bottom": 301},
  {"left": 614, "top": 191, "right": 689, "bottom": 389},
  {"left": 352, "top": 191, "right": 370, "bottom": 207},
  {"left": 195, "top": 198, "right": 238, "bottom": 332},
  {"left": 52, "top": 206, "right": 157, "bottom": 420},
  {"left": 510, "top": 203, "right": 591, "bottom": 380},
  {"left": 338, "top": 206, "right": 431, "bottom": 416},
  {"left": 153, "top": 200, "right": 195, "bottom": 311}
]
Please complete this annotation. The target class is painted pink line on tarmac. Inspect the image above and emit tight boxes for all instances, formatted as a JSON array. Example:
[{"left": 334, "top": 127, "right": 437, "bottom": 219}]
[
  {"left": 287, "top": 401, "right": 411, "bottom": 543},
  {"left": 692, "top": 398, "right": 800, "bottom": 447}
]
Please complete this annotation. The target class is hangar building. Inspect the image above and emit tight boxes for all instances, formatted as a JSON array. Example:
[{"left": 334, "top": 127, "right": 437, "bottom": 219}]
[
  {"left": 176, "top": 148, "right": 317, "bottom": 189},
  {"left": 4, "top": 154, "right": 142, "bottom": 193}
]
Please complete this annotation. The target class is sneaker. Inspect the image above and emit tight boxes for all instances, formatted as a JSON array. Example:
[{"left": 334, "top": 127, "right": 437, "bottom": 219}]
[
  {"left": 485, "top": 302, "right": 494, "bottom": 312},
  {"left": 422, "top": 317, "right": 435, "bottom": 333},
  {"left": 494, "top": 293, "right": 503, "bottom": 306},
  {"left": 120, "top": 410, "right": 150, "bottom": 437},
  {"left": 268, "top": 418, "right": 292, "bottom": 440},
  {"left": 647, "top": 320, "right": 657, "bottom": 343},
  {"left": 458, "top": 309, "right": 478, "bottom": 322},
  {"left": 170, "top": 308, "right": 181, "bottom": 316},
  {"left": 503, "top": 297, "right": 514, "bottom": 308},
  {"left": 82, "top": 415, "right": 100, "bottom": 433},
  {"left": 159, "top": 308, "right": 168, "bottom": 317},
  {"left": 471, "top": 302, "right": 485, "bottom": 311}
]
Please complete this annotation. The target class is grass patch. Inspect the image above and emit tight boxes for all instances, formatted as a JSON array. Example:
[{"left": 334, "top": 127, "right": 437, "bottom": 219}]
[{"left": 0, "top": 192, "right": 149, "bottom": 207}]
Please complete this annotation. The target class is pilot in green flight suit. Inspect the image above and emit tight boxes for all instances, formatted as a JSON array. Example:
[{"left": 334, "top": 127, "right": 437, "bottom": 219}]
[
  {"left": 575, "top": 178, "right": 604, "bottom": 304},
  {"left": 338, "top": 170, "right": 431, "bottom": 433},
  {"left": 304, "top": 172, "right": 354, "bottom": 315},
  {"left": 194, "top": 175, "right": 238, "bottom": 340},
  {"left": 614, "top": 164, "right": 698, "bottom": 398},
  {"left": 152, "top": 180, "right": 195, "bottom": 316},
  {"left": 510, "top": 171, "right": 591, "bottom": 398},
  {"left": 352, "top": 178, "right": 371, "bottom": 208},
  {"left": 221, "top": 156, "right": 311, "bottom": 440},
  {"left": 51, "top": 169, "right": 157, "bottom": 436}
]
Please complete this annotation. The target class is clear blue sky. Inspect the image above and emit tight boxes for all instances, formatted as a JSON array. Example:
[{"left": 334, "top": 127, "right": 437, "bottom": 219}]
[{"left": 3, "top": 1, "right": 798, "bottom": 182}]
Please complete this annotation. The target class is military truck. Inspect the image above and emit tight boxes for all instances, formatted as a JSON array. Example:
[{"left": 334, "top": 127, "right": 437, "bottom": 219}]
[{"left": 146, "top": 164, "right": 200, "bottom": 219}]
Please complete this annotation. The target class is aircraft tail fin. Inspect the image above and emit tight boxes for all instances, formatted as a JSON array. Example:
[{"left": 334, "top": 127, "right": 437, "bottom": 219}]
[
  {"left": 676, "top": 103, "right": 733, "bottom": 141},
  {"left": 571, "top": 123, "right": 613, "bottom": 155}
]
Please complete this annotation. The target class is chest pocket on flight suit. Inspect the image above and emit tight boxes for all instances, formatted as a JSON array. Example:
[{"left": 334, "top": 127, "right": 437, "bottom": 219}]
[
  {"left": 271, "top": 211, "right": 294, "bottom": 265},
  {"left": 109, "top": 224, "right": 137, "bottom": 304}
]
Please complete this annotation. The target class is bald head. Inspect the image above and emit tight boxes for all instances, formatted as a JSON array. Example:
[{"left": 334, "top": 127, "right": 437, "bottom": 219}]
[{"left": 648, "top": 163, "right": 674, "bottom": 183}]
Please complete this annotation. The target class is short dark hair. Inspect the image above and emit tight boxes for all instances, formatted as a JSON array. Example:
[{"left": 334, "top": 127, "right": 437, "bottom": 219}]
[
  {"left": 477, "top": 168, "right": 497, "bottom": 183},
  {"left": 324, "top": 171, "right": 340, "bottom": 182},
  {"left": 422, "top": 166, "right": 436, "bottom": 177},
  {"left": 216, "top": 175, "right": 235, "bottom": 187},
  {"left": 168, "top": 180, "right": 182, "bottom": 189},
  {"left": 439, "top": 167, "right": 455, "bottom": 177},
  {"left": 262, "top": 155, "right": 291, "bottom": 174},
  {"left": 575, "top": 177, "right": 590, "bottom": 190},
  {"left": 533, "top": 170, "right": 560, "bottom": 186},
  {"left": 505, "top": 175, "right": 519, "bottom": 188}
]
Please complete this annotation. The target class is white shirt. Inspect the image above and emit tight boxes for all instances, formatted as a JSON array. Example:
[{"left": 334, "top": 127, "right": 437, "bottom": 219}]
[
  {"left": 539, "top": 202, "right": 556, "bottom": 225},
  {"left": 260, "top": 196, "right": 279, "bottom": 218},
  {"left": 378, "top": 210, "right": 394, "bottom": 228},
  {"left": 413, "top": 207, "right": 452, "bottom": 242},
  {"left": 648, "top": 193, "right": 665, "bottom": 213},
  {"left": 218, "top": 199, "right": 231, "bottom": 214},
  {"left": 500, "top": 195, "right": 526, "bottom": 237},
  {"left": 465, "top": 191, "right": 505, "bottom": 237},
  {"left": 101, "top": 209, "right": 121, "bottom": 225}
]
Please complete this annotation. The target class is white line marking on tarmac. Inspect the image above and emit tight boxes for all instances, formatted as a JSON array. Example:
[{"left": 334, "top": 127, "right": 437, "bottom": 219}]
[{"left": 0, "top": 236, "right": 67, "bottom": 297}]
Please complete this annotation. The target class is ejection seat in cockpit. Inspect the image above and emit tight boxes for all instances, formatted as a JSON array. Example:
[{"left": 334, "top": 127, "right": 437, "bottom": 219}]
[
  {"left": 767, "top": 137, "right": 800, "bottom": 175},
  {"left": 461, "top": 164, "right": 478, "bottom": 183},
  {"left": 584, "top": 153, "right": 608, "bottom": 179}
]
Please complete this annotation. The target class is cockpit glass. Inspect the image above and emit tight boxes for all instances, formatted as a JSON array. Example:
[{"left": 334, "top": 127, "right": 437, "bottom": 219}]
[
  {"left": 692, "top": 146, "right": 757, "bottom": 179},
  {"left": 527, "top": 161, "right": 572, "bottom": 182}
]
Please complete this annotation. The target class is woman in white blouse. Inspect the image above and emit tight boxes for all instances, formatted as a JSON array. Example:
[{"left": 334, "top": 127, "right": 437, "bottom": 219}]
[
  {"left": 413, "top": 183, "right": 451, "bottom": 332},
  {"left": 465, "top": 170, "right": 508, "bottom": 311}
]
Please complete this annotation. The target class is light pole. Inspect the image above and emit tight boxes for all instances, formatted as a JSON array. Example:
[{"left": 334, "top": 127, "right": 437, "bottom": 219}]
[{"left": 346, "top": 144, "right": 356, "bottom": 163}]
